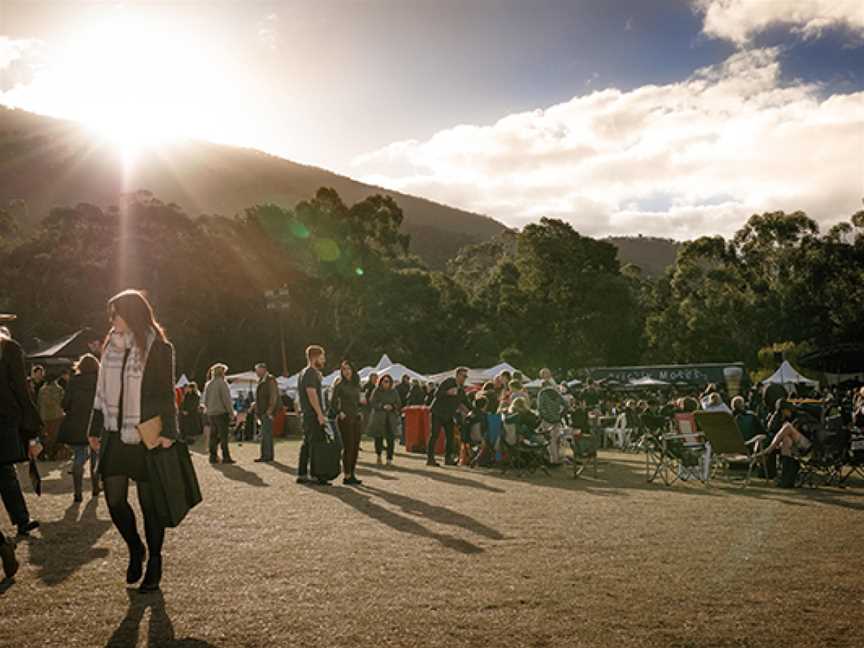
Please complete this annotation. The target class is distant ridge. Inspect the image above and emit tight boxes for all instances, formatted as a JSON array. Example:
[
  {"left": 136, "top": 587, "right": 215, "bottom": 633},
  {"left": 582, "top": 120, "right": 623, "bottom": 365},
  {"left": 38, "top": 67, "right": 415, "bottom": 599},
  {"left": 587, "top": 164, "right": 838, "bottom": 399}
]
[{"left": 0, "top": 107, "right": 506, "bottom": 268}]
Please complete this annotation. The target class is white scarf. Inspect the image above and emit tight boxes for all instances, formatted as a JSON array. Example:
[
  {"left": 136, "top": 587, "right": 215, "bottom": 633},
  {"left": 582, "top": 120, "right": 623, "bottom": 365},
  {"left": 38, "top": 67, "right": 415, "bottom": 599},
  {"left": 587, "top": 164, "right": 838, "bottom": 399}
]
[{"left": 94, "top": 329, "right": 155, "bottom": 445}]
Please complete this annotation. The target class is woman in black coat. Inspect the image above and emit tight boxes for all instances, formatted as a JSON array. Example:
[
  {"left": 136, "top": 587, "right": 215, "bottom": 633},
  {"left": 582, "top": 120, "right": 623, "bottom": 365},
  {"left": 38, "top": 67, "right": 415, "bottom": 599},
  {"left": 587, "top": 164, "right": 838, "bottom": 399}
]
[
  {"left": 58, "top": 354, "right": 100, "bottom": 502},
  {"left": 179, "top": 383, "right": 203, "bottom": 442},
  {"left": 88, "top": 290, "right": 179, "bottom": 593}
]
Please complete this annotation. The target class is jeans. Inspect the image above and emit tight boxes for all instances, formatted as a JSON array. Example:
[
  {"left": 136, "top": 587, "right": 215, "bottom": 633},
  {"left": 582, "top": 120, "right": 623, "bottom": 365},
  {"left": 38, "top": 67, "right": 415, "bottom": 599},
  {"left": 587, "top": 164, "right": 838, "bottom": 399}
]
[
  {"left": 374, "top": 435, "right": 394, "bottom": 460},
  {"left": 298, "top": 416, "right": 318, "bottom": 476},
  {"left": 72, "top": 445, "right": 97, "bottom": 470},
  {"left": 338, "top": 415, "right": 362, "bottom": 476},
  {"left": 208, "top": 414, "right": 232, "bottom": 460},
  {"left": 428, "top": 414, "right": 455, "bottom": 462},
  {"left": 258, "top": 414, "right": 274, "bottom": 461},
  {"left": 0, "top": 463, "right": 30, "bottom": 527}
]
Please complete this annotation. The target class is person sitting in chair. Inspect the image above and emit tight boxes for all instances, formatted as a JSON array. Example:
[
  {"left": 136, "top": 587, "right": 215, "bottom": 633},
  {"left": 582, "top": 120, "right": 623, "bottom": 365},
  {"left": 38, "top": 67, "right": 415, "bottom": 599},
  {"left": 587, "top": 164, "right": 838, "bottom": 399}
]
[{"left": 760, "top": 399, "right": 812, "bottom": 488}]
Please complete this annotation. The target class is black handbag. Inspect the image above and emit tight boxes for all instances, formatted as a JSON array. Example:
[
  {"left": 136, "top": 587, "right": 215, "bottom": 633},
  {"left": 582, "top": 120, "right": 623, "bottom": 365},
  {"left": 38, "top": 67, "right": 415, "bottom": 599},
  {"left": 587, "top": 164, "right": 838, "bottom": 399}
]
[{"left": 145, "top": 442, "right": 202, "bottom": 527}]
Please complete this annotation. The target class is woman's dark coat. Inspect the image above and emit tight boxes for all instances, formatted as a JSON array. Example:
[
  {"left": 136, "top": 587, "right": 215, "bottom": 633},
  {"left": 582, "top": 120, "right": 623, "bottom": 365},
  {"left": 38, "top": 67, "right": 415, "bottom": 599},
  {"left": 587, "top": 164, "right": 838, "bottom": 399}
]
[
  {"left": 88, "top": 338, "right": 179, "bottom": 466},
  {"left": 0, "top": 337, "right": 42, "bottom": 465},
  {"left": 58, "top": 372, "right": 98, "bottom": 446}
]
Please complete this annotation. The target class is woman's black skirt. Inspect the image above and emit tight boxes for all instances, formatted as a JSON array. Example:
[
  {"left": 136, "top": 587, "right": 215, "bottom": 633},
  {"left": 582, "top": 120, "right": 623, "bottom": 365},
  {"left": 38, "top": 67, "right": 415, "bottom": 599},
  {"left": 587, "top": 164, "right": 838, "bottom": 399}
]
[{"left": 100, "top": 432, "right": 149, "bottom": 482}]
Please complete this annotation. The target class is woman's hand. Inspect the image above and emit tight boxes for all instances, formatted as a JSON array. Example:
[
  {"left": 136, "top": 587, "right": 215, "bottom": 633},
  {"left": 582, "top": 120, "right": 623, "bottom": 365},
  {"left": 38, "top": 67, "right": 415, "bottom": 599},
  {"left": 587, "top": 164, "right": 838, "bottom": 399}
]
[
  {"left": 157, "top": 437, "right": 174, "bottom": 449},
  {"left": 88, "top": 437, "right": 101, "bottom": 452},
  {"left": 338, "top": 412, "right": 347, "bottom": 420}
]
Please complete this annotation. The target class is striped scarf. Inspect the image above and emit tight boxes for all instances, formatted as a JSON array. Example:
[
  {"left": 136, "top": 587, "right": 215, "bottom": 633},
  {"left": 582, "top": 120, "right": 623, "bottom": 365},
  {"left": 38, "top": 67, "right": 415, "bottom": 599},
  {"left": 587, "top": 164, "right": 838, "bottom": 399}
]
[{"left": 94, "top": 329, "right": 155, "bottom": 445}]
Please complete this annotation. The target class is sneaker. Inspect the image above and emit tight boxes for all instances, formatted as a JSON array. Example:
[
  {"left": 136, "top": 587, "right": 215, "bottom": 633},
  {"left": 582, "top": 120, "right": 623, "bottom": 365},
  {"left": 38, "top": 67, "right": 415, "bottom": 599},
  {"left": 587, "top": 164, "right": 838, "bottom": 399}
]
[
  {"left": 386, "top": 459, "right": 393, "bottom": 468},
  {"left": 0, "top": 539, "right": 19, "bottom": 580},
  {"left": 296, "top": 475, "right": 309, "bottom": 484},
  {"left": 376, "top": 456, "right": 383, "bottom": 466},
  {"left": 315, "top": 479, "right": 331, "bottom": 487},
  {"left": 426, "top": 459, "right": 440, "bottom": 467},
  {"left": 209, "top": 456, "right": 219, "bottom": 464},
  {"left": 346, "top": 476, "right": 363, "bottom": 486},
  {"left": 444, "top": 458, "right": 457, "bottom": 466},
  {"left": 221, "top": 458, "right": 236, "bottom": 465}
]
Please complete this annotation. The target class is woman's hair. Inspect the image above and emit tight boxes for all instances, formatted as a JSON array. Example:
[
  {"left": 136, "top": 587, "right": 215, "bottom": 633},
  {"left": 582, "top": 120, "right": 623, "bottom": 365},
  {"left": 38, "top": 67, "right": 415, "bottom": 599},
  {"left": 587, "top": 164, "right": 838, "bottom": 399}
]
[
  {"left": 73, "top": 353, "right": 100, "bottom": 375},
  {"left": 379, "top": 374, "right": 393, "bottom": 387},
  {"left": 107, "top": 289, "right": 167, "bottom": 352},
  {"left": 509, "top": 397, "right": 529, "bottom": 414},
  {"left": 338, "top": 360, "right": 359, "bottom": 386},
  {"left": 209, "top": 363, "right": 228, "bottom": 378},
  {"left": 731, "top": 395, "right": 745, "bottom": 412}
]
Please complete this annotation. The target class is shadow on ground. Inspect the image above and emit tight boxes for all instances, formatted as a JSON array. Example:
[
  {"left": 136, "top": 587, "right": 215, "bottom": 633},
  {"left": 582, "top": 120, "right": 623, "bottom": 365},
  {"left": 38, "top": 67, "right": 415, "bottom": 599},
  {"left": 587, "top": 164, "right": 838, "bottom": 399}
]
[{"left": 105, "top": 589, "right": 218, "bottom": 647}]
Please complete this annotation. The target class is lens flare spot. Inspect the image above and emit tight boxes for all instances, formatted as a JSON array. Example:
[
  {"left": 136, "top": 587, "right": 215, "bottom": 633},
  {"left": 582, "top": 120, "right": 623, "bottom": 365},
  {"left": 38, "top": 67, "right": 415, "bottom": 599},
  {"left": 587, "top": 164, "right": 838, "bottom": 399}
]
[
  {"left": 355, "top": 267, "right": 365, "bottom": 276},
  {"left": 290, "top": 221, "right": 310, "bottom": 239}
]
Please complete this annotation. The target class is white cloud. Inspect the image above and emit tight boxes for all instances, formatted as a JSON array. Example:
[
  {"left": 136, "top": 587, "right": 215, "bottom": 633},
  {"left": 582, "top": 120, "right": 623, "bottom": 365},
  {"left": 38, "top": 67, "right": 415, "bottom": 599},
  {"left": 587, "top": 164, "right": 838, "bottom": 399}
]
[
  {"left": 695, "top": 0, "right": 864, "bottom": 45},
  {"left": 0, "top": 37, "right": 35, "bottom": 69},
  {"left": 352, "top": 48, "right": 864, "bottom": 239}
]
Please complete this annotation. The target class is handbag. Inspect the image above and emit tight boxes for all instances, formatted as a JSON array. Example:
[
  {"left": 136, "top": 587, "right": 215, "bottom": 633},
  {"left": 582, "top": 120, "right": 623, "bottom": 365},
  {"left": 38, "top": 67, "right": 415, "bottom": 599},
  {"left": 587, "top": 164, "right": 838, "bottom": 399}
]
[{"left": 145, "top": 442, "right": 202, "bottom": 527}]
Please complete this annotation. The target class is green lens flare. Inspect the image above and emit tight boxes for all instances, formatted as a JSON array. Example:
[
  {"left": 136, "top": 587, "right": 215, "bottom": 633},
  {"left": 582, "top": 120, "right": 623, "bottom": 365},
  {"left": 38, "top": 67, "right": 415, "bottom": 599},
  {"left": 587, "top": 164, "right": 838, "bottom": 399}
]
[{"left": 314, "top": 238, "right": 341, "bottom": 262}]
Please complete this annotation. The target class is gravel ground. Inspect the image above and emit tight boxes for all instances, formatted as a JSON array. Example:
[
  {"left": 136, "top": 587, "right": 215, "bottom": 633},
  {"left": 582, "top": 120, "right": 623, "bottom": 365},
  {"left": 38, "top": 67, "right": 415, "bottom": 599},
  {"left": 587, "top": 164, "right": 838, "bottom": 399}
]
[{"left": 2, "top": 438, "right": 863, "bottom": 648}]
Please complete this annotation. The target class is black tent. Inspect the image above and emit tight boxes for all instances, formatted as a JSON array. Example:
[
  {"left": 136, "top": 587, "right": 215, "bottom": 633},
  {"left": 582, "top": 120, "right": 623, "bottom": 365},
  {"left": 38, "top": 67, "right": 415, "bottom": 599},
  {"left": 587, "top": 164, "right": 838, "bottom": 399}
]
[{"left": 27, "top": 328, "right": 101, "bottom": 366}]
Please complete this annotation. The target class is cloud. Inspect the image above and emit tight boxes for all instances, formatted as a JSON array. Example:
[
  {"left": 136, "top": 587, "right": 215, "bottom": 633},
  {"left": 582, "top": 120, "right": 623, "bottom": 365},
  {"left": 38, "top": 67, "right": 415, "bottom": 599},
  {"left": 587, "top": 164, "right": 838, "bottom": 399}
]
[
  {"left": 0, "top": 37, "right": 43, "bottom": 92},
  {"left": 258, "top": 13, "right": 279, "bottom": 51},
  {"left": 352, "top": 48, "right": 864, "bottom": 239},
  {"left": 694, "top": 0, "right": 864, "bottom": 45}
]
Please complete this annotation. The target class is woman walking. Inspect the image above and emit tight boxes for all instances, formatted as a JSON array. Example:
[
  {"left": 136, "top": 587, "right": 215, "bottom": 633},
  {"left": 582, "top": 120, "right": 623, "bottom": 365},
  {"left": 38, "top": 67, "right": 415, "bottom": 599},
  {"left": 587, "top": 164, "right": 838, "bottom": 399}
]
[
  {"left": 88, "top": 290, "right": 178, "bottom": 593},
  {"left": 179, "top": 382, "right": 203, "bottom": 444},
  {"left": 58, "top": 354, "right": 101, "bottom": 502},
  {"left": 329, "top": 361, "right": 363, "bottom": 486},
  {"left": 367, "top": 374, "right": 402, "bottom": 467}
]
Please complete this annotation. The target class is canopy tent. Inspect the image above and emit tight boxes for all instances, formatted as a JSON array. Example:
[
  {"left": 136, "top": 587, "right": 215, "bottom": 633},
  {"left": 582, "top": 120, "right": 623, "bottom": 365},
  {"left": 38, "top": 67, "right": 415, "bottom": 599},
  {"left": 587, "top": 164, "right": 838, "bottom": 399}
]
[
  {"left": 799, "top": 343, "right": 864, "bottom": 384},
  {"left": 175, "top": 374, "right": 190, "bottom": 389},
  {"left": 427, "top": 362, "right": 525, "bottom": 386},
  {"left": 226, "top": 371, "right": 259, "bottom": 398},
  {"left": 27, "top": 328, "right": 101, "bottom": 365},
  {"left": 374, "top": 363, "right": 428, "bottom": 384},
  {"left": 628, "top": 376, "right": 671, "bottom": 388},
  {"left": 761, "top": 361, "right": 818, "bottom": 387}
]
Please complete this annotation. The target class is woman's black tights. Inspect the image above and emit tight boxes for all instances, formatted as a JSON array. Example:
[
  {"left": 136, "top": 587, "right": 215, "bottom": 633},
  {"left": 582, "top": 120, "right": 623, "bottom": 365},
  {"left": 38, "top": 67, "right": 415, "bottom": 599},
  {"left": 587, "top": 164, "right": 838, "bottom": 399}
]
[{"left": 103, "top": 475, "right": 164, "bottom": 557}]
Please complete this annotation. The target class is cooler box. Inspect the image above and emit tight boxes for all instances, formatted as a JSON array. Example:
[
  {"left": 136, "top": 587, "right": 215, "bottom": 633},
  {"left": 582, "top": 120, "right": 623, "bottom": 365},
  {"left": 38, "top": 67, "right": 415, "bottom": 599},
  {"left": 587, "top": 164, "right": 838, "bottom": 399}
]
[{"left": 404, "top": 406, "right": 431, "bottom": 453}]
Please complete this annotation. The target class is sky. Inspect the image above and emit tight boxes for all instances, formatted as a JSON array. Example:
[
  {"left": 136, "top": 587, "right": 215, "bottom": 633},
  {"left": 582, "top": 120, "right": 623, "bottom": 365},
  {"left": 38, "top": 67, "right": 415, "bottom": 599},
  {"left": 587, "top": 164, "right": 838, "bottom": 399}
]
[{"left": 1, "top": 0, "right": 863, "bottom": 238}]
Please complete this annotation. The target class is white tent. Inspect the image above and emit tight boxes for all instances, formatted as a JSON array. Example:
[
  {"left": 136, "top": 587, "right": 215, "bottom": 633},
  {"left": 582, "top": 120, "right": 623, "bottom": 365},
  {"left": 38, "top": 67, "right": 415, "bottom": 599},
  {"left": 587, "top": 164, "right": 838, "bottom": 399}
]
[
  {"left": 175, "top": 374, "right": 190, "bottom": 389},
  {"left": 427, "top": 362, "right": 526, "bottom": 386},
  {"left": 629, "top": 376, "right": 670, "bottom": 387},
  {"left": 375, "top": 363, "right": 428, "bottom": 384},
  {"left": 226, "top": 371, "right": 259, "bottom": 398},
  {"left": 762, "top": 361, "right": 818, "bottom": 388}
]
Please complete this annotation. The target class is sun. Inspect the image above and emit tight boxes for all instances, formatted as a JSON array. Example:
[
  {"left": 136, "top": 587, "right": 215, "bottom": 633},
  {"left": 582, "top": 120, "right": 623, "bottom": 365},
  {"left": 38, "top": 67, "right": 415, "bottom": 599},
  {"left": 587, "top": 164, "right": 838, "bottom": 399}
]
[{"left": 60, "top": 9, "right": 205, "bottom": 153}]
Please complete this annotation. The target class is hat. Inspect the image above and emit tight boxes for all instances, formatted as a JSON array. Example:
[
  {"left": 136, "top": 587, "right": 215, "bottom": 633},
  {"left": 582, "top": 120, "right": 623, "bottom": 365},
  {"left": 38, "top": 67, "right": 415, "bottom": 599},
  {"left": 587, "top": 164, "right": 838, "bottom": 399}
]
[{"left": 0, "top": 314, "right": 16, "bottom": 322}]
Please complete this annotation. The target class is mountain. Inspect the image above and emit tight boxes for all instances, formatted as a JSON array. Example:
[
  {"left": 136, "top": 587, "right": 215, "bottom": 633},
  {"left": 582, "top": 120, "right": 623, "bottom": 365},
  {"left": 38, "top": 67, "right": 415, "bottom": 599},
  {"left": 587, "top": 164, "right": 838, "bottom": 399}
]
[
  {"left": 0, "top": 107, "right": 506, "bottom": 268},
  {"left": 605, "top": 236, "right": 681, "bottom": 276}
]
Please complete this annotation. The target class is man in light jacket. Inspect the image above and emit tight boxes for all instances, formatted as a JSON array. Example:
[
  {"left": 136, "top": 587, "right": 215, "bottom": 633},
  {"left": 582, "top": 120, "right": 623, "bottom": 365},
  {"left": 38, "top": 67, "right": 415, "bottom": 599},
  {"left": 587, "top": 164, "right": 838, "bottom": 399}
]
[{"left": 202, "top": 363, "right": 235, "bottom": 465}]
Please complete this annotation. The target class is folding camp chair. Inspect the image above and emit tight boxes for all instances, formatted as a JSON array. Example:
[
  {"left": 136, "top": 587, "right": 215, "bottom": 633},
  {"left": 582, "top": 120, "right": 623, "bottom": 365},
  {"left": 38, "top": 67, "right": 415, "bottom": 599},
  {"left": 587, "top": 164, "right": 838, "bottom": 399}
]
[
  {"left": 796, "top": 414, "right": 847, "bottom": 488},
  {"left": 607, "top": 413, "right": 638, "bottom": 451},
  {"left": 694, "top": 411, "right": 768, "bottom": 487},
  {"left": 841, "top": 429, "right": 864, "bottom": 484},
  {"left": 643, "top": 417, "right": 706, "bottom": 486}
]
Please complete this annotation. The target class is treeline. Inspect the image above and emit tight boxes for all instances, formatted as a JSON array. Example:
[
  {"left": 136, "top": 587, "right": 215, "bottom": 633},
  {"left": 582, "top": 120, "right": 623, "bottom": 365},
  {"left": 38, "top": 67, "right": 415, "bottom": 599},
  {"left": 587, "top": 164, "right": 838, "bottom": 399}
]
[{"left": 1, "top": 189, "right": 863, "bottom": 382}]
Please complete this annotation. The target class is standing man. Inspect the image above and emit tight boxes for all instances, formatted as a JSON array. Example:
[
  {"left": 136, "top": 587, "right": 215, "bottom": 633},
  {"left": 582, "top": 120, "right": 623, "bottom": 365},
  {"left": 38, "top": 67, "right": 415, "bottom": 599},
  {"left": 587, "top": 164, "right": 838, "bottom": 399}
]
[
  {"left": 428, "top": 367, "right": 469, "bottom": 467},
  {"left": 202, "top": 364, "right": 235, "bottom": 465},
  {"left": 296, "top": 346, "right": 328, "bottom": 484},
  {"left": 537, "top": 369, "right": 568, "bottom": 466},
  {"left": 0, "top": 316, "right": 43, "bottom": 542},
  {"left": 253, "top": 363, "right": 279, "bottom": 463}
]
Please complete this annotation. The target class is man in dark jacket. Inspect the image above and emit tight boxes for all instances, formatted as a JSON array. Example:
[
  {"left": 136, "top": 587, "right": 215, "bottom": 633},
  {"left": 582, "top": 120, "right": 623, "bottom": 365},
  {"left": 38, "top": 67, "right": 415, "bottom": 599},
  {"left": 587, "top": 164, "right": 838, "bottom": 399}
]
[
  {"left": 0, "top": 316, "right": 43, "bottom": 540},
  {"left": 253, "top": 363, "right": 279, "bottom": 463},
  {"left": 427, "top": 367, "right": 469, "bottom": 467}
]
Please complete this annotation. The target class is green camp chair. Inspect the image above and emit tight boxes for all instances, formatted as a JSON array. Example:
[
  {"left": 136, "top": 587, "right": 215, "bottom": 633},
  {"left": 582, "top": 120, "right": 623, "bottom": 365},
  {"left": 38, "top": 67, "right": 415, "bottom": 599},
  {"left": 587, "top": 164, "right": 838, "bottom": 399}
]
[{"left": 694, "top": 411, "right": 768, "bottom": 487}]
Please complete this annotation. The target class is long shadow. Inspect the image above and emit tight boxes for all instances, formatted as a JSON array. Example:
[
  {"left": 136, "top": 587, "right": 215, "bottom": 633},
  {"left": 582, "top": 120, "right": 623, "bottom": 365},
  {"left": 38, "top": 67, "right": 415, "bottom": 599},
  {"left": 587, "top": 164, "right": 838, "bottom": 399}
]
[
  {"left": 359, "top": 484, "right": 505, "bottom": 540},
  {"left": 27, "top": 498, "right": 112, "bottom": 586},
  {"left": 315, "top": 486, "right": 483, "bottom": 555},
  {"left": 211, "top": 463, "right": 268, "bottom": 488},
  {"left": 268, "top": 461, "right": 297, "bottom": 476},
  {"left": 105, "top": 589, "right": 218, "bottom": 647},
  {"left": 357, "top": 459, "right": 506, "bottom": 494},
  {"left": 356, "top": 467, "right": 399, "bottom": 481}
]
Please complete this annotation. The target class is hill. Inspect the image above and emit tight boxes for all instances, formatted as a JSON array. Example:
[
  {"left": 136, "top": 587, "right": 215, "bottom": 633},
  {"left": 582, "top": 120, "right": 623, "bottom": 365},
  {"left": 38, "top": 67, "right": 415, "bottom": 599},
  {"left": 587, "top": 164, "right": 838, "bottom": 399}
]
[
  {"left": 0, "top": 107, "right": 505, "bottom": 268},
  {"left": 605, "top": 236, "right": 681, "bottom": 276}
]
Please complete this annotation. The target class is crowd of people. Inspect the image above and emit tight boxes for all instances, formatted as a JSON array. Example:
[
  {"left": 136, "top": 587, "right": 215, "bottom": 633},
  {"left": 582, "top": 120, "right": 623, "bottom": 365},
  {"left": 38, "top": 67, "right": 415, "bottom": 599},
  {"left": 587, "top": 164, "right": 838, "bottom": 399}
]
[{"left": 2, "top": 288, "right": 864, "bottom": 589}]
